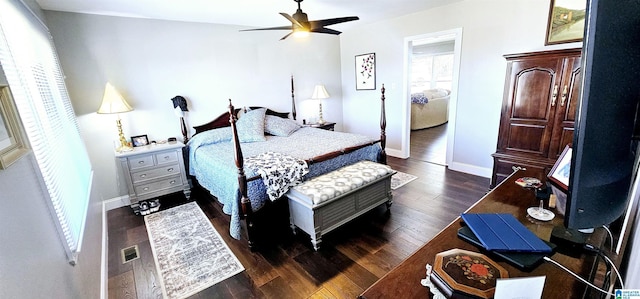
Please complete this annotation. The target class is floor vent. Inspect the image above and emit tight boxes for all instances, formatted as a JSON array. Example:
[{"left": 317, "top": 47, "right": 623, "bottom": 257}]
[{"left": 121, "top": 245, "right": 140, "bottom": 264}]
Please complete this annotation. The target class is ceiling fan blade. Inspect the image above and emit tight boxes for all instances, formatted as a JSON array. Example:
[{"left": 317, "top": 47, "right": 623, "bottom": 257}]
[
  {"left": 279, "top": 12, "right": 304, "bottom": 28},
  {"left": 240, "top": 25, "right": 293, "bottom": 32},
  {"left": 241, "top": 0, "right": 360, "bottom": 40},
  {"left": 309, "top": 16, "right": 359, "bottom": 28},
  {"left": 310, "top": 27, "right": 341, "bottom": 35}
]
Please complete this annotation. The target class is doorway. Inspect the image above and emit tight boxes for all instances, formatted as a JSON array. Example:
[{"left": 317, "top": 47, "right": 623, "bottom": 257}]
[{"left": 402, "top": 28, "right": 463, "bottom": 166}]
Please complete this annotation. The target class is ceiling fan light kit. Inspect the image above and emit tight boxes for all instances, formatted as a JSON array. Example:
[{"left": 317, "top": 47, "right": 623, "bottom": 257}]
[{"left": 240, "top": 0, "right": 359, "bottom": 40}]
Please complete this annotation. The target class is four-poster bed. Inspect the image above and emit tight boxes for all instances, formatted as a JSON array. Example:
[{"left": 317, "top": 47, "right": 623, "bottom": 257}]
[{"left": 187, "top": 81, "right": 388, "bottom": 250}]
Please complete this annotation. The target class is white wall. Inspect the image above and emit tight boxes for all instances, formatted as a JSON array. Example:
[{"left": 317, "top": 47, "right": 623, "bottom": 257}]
[
  {"left": 0, "top": 155, "right": 103, "bottom": 298},
  {"left": 44, "top": 12, "right": 344, "bottom": 200},
  {"left": 339, "top": 0, "right": 581, "bottom": 177}
]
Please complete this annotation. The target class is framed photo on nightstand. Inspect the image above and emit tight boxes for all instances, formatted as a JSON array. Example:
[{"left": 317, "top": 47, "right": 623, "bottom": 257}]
[{"left": 131, "top": 134, "right": 149, "bottom": 147}]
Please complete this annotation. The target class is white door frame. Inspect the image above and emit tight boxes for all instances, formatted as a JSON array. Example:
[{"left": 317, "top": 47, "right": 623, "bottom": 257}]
[{"left": 401, "top": 28, "right": 463, "bottom": 165}]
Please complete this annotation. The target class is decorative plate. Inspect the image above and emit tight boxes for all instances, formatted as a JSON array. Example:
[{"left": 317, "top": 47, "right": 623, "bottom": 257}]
[{"left": 527, "top": 207, "right": 555, "bottom": 221}]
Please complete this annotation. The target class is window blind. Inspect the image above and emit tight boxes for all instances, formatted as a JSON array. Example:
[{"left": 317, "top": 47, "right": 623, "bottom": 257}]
[{"left": 0, "top": 0, "right": 93, "bottom": 265}]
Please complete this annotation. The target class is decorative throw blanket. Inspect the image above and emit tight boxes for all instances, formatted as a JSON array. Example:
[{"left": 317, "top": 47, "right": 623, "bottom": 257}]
[{"left": 244, "top": 152, "right": 309, "bottom": 201}]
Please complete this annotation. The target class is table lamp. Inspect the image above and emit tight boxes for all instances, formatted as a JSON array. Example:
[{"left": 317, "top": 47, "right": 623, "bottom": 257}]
[
  {"left": 311, "top": 84, "right": 330, "bottom": 124},
  {"left": 97, "top": 82, "right": 134, "bottom": 152}
]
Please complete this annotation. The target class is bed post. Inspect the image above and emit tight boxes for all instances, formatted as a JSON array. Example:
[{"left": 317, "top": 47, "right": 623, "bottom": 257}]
[
  {"left": 380, "top": 84, "right": 387, "bottom": 164},
  {"left": 291, "top": 75, "right": 297, "bottom": 120},
  {"left": 228, "top": 99, "right": 255, "bottom": 250}
]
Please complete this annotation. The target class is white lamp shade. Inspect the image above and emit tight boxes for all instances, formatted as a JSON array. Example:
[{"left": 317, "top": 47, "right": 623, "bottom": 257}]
[
  {"left": 311, "top": 85, "right": 330, "bottom": 99},
  {"left": 97, "top": 82, "right": 133, "bottom": 114}
]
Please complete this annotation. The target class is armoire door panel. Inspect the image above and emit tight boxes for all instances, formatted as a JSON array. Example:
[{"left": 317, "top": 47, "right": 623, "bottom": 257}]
[
  {"left": 510, "top": 65, "right": 559, "bottom": 120},
  {"left": 506, "top": 124, "right": 547, "bottom": 154},
  {"left": 554, "top": 128, "right": 574, "bottom": 159},
  {"left": 561, "top": 56, "right": 581, "bottom": 123},
  {"left": 549, "top": 55, "right": 581, "bottom": 157},
  {"left": 512, "top": 71, "right": 554, "bottom": 120}
]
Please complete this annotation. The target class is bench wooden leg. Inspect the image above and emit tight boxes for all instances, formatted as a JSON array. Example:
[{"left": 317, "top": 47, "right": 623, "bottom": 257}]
[
  {"left": 385, "top": 191, "right": 393, "bottom": 210},
  {"left": 311, "top": 230, "right": 322, "bottom": 251}
]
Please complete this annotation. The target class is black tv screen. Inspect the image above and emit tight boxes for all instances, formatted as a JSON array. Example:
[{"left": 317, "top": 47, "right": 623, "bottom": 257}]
[{"left": 565, "top": 0, "right": 640, "bottom": 230}]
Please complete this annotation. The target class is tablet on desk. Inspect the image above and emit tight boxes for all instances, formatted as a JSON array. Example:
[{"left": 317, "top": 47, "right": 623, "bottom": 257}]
[
  {"left": 458, "top": 226, "right": 556, "bottom": 271},
  {"left": 460, "top": 213, "right": 553, "bottom": 253}
]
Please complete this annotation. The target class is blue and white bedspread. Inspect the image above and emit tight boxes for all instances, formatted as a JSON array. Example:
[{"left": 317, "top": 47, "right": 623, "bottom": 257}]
[
  {"left": 244, "top": 152, "right": 309, "bottom": 201},
  {"left": 187, "top": 127, "right": 381, "bottom": 239}
]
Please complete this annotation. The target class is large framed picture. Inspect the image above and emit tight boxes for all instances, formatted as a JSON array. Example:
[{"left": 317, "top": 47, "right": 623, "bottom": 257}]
[
  {"left": 355, "top": 53, "right": 376, "bottom": 90},
  {"left": 0, "top": 86, "right": 29, "bottom": 169},
  {"left": 548, "top": 145, "right": 572, "bottom": 192},
  {"left": 545, "top": 0, "right": 587, "bottom": 45}
]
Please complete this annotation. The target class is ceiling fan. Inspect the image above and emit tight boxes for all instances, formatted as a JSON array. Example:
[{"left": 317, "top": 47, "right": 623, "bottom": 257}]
[{"left": 241, "top": 0, "right": 359, "bottom": 40}]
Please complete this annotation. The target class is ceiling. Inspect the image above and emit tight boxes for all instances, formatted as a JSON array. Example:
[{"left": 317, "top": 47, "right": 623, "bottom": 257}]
[{"left": 36, "top": 0, "right": 458, "bottom": 31}]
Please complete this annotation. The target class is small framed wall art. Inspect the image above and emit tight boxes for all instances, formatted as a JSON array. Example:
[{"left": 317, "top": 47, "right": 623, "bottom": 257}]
[
  {"left": 355, "top": 53, "right": 376, "bottom": 90},
  {"left": 0, "top": 85, "right": 30, "bottom": 169},
  {"left": 131, "top": 134, "right": 149, "bottom": 147},
  {"left": 545, "top": 0, "right": 587, "bottom": 45}
]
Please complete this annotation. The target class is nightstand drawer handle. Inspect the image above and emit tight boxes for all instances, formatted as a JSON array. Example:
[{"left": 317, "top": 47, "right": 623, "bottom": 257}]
[
  {"left": 169, "top": 180, "right": 176, "bottom": 185},
  {"left": 143, "top": 187, "right": 149, "bottom": 191},
  {"left": 138, "top": 161, "right": 145, "bottom": 164},
  {"left": 167, "top": 168, "right": 174, "bottom": 172},
  {"left": 163, "top": 156, "right": 170, "bottom": 160},
  {"left": 139, "top": 174, "right": 147, "bottom": 178}
]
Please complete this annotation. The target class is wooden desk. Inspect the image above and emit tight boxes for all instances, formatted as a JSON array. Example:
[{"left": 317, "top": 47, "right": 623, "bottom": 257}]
[{"left": 360, "top": 169, "right": 604, "bottom": 299}]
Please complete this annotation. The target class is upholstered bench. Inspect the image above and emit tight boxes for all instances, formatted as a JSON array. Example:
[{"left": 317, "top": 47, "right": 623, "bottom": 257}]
[{"left": 286, "top": 160, "right": 395, "bottom": 250}]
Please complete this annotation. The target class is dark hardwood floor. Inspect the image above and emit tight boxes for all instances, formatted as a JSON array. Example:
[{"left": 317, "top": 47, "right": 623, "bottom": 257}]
[
  {"left": 410, "top": 123, "right": 447, "bottom": 166},
  {"left": 108, "top": 149, "right": 489, "bottom": 299}
]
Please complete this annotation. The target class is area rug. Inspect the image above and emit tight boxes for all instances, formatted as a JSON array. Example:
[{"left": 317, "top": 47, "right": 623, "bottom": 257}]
[
  {"left": 391, "top": 171, "right": 418, "bottom": 190},
  {"left": 145, "top": 202, "right": 244, "bottom": 299}
]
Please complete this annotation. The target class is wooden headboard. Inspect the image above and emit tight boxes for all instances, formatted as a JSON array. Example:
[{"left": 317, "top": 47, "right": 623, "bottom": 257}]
[{"left": 193, "top": 106, "right": 292, "bottom": 136}]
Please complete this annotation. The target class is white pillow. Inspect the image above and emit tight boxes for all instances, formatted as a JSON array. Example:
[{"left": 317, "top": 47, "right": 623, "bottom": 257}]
[{"left": 424, "top": 89, "right": 449, "bottom": 99}]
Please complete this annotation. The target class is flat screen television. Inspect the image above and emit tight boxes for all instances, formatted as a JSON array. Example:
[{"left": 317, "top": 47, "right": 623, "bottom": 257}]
[{"left": 564, "top": 0, "right": 640, "bottom": 231}]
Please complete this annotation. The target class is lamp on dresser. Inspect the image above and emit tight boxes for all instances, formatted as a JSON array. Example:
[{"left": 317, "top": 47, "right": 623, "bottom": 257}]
[
  {"left": 97, "top": 82, "right": 134, "bottom": 152},
  {"left": 311, "top": 84, "right": 330, "bottom": 124}
]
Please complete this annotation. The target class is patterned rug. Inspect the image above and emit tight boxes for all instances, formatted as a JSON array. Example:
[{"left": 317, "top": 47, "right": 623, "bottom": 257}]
[
  {"left": 145, "top": 202, "right": 244, "bottom": 299},
  {"left": 391, "top": 171, "right": 418, "bottom": 190}
]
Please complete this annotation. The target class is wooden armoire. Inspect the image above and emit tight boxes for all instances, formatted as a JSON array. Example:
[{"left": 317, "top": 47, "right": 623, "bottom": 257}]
[{"left": 491, "top": 48, "right": 582, "bottom": 188}]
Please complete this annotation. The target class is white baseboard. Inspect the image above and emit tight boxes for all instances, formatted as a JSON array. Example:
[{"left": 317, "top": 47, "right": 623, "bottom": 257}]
[
  {"left": 103, "top": 196, "right": 130, "bottom": 211},
  {"left": 386, "top": 148, "right": 406, "bottom": 159},
  {"left": 385, "top": 148, "right": 491, "bottom": 179},
  {"left": 448, "top": 161, "right": 492, "bottom": 178},
  {"left": 100, "top": 201, "right": 107, "bottom": 299}
]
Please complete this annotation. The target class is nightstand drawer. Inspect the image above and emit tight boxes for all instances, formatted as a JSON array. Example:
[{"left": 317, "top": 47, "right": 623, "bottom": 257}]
[
  {"left": 155, "top": 151, "right": 178, "bottom": 165},
  {"left": 129, "top": 155, "right": 154, "bottom": 170},
  {"left": 134, "top": 175, "right": 182, "bottom": 196},
  {"left": 131, "top": 163, "right": 181, "bottom": 183}
]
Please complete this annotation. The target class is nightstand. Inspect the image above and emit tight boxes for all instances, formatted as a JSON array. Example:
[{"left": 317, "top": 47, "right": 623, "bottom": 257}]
[
  {"left": 305, "top": 122, "right": 336, "bottom": 131},
  {"left": 116, "top": 141, "right": 191, "bottom": 214}
]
